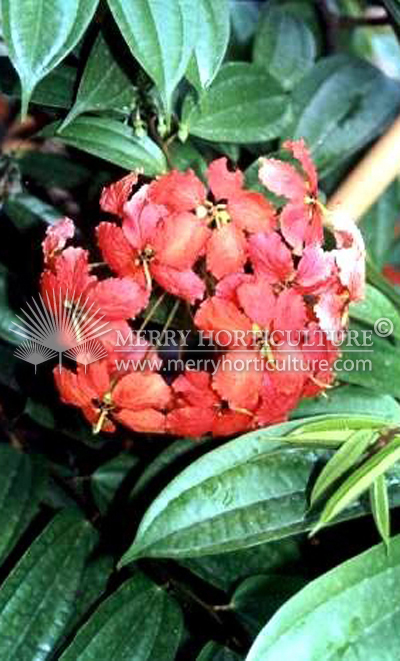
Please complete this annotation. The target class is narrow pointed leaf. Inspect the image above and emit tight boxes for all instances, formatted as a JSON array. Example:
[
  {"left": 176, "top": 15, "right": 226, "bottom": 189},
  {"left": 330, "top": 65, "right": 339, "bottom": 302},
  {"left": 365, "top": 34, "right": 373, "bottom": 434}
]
[
  {"left": 41, "top": 117, "right": 167, "bottom": 174},
  {"left": 313, "top": 435, "right": 400, "bottom": 533},
  {"left": 247, "top": 536, "right": 400, "bottom": 660},
  {"left": 186, "top": 0, "right": 230, "bottom": 91},
  {"left": 0, "top": 510, "right": 97, "bottom": 660},
  {"left": 107, "top": 0, "right": 198, "bottom": 114},
  {"left": 310, "top": 429, "right": 378, "bottom": 505},
  {"left": 181, "top": 63, "right": 291, "bottom": 143},
  {"left": 1, "top": 0, "right": 100, "bottom": 117},
  {"left": 60, "top": 573, "right": 183, "bottom": 661},
  {"left": 370, "top": 475, "right": 391, "bottom": 547},
  {"left": 62, "top": 31, "right": 137, "bottom": 128}
]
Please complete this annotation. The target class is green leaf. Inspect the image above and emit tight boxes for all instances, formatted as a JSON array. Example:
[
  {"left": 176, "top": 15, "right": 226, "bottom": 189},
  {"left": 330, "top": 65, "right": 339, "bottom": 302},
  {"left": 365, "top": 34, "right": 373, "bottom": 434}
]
[
  {"left": 4, "top": 61, "right": 78, "bottom": 109},
  {"left": 350, "top": 284, "right": 400, "bottom": 342},
  {"left": 91, "top": 453, "right": 138, "bottom": 514},
  {"left": 232, "top": 574, "right": 307, "bottom": 639},
  {"left": 41, "top": 117, "right": 167, "bottom": 175},
  {"left": 62, "top": 31, "right": 137, "bottom": 128},
  {"left": 362, "top": 180, "right": 400, "bottom": 269},
  {"left": 292, "top": 385, "right": 400, "bottom": 423},
  {"left": 286, "top": 55, "right": 400, "bottom": 177},
  {"left": 0, "top": 445, "right": 47, "bottom": 564},
  {"left": 181, "top": 62, "right": 291, "bottom": 143},
  {"left": 0, "top": 510, "right": 97, "bottom": 660},
  {"left": 4, "top": 193, "right": 61, "bottom": 230},
  {"left": 186, "top": 0, "right": 230, "bottom": 91},
  {"left": 118, "top": 416, "right": 392, "bottom": 562},
  {"left": 0, "top": 265, "right": 20, "bottom": 345},
  {"left": 313, "top": 434, "right": 400, "bottom": 534},
  {"left": 197, "top": 641, "right": 242, "bottom": 661},
  {"left": 60, "top": 573, "right": 183, "bottom": 661},
  {"left": 370, "top": 474, "right": 391, "bottom": 548},
  {"left": 310, "top": 429, "right": 378, "bottom": 505},
  {"left": 383, "top": 0, "right": 400, "bottom": 26},
  {"left": 18, "top": 151, "right": 91, "bottom": 189},
  {"left": 107, "top": 0, "right": 198, "bottom": 115},
  {"left": 182, "top": 537, "right": 301, "bottom": 592},
  {"left": 253, "top": 5, "right": 316, "bottom": 91},
  {"left": 246, "top": 535, "right": 400, "bottom": 660},
  {"left": 1, "top": 0, "right": 100, "bottom": 117},
  {"left": 366, "top": 254, "right": 400, "bottom": 310}
]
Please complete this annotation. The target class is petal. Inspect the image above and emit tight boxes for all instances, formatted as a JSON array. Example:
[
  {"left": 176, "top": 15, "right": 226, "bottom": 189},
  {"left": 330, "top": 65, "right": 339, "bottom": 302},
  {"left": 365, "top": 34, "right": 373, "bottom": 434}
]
[
  {"left": 153, "top": 212, "right": 211, "bottom": 270},
  {"left": 151, "top": 263, "right": 205, "bottom": 303},
  {"left": 54, "top": 366, "right": 92, "bottom": 408},
  {"left": 228, "top": 190, "right": 276, "bottom": 233},
  {"left": 257, "top": 370, "right": 303, "bottom": 425},
  {"left": 100, "top": 172, "right": 138, "bottom": 217},
  {"left": 167, "top": 407, "right": 214, "bottom": 437},
  {"left": 237, "top": 278, "right": 276, "bottom": 328},
  {"left": 149, "top": 169, "right": 206, "bottom": 211},
  {"left": 206, "top": 224, "right": 247, "bottom": 280},
  {"left": 259, "top": 157, "right": 306, "bottom": 201},
  {"left": 213, "top": 350, "right": 262, "bottom": 411},
  {"left": 122, "top": 185, "right": 167, "bottom": 250},
  {"left": 113, "top": 371, "right": 171, "bottom": 410},
  {"left": 82, "top": 360, "right": 112, "bottom": 400},
  {"left": 194, "top": 297, "right": 252, "bottom": 344},
  {"left": 116, "top": 408, "right": 166, "bottom": 433},
  {"left": 90, "top": 277, "right": 149, "bottom": 321},
  {"left": 332, "top": 214, "right": 366, "bottom": 301},
  {"left": 315, "top": 290, "right": 348, "bottom": 333},
  {"left": 41, "top": 247, "right": 97, "bottom": 304},
  {"left": 97, "top": 222, "right": 138, "bottom": 278},
  {"left": 172, "top": 370, "right": 219, "bottom": 407},
  {"left": 212, "top": 410, "right": 254, "bottom": 437},
  {"left": 280, "top": 203, "right": 309, "bottom": 253},
  {"left": 248, "top": 231, "right": 294, "bottom": 283},
  {"left": 216, "top": 272, "right": 254, "bottom": 304},
  {"left": 42, "top": 217, "right": 75, "bottom": 264},
  {"left": 296, "top": 245, "right": 334, "bottom": 292},
  {"left": 207, "top": 157, "right": 243, "bottom": 200},
  {"left": 283, "top": 139, "right": 318, "bottom": 193},
  {"left": 275, "top": 289, "right": 307, "bottom": 332}
]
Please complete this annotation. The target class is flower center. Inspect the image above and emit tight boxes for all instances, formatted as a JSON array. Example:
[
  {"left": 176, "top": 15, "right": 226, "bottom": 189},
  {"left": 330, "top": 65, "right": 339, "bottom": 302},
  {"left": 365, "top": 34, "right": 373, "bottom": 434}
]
[
  {"left": 135, "top": 245, "right": 155, "bottom": 289},
  {"left": 93, "top": 392, "right": 116, "bottom": 434},
  {"left": 196, "top": 200, "right": 231, "bottom": 229}
]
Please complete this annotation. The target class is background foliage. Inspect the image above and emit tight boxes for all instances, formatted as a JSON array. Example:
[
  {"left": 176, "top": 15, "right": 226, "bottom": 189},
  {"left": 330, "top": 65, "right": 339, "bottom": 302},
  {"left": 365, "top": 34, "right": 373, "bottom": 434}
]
[{"left": 1, "top": 0, "right": 400, "bottom": 658}]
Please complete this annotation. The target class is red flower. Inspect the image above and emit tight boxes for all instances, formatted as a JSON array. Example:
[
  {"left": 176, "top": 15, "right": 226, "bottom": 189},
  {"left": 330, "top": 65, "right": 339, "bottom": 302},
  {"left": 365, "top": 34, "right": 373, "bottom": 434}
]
[
  {"left": 149, "top": 158, "right": 276, "bottom": 279},
  {"left": 331, "top": 212, "right": 366, "bottom": 302},
  {"left": 97, "top": 184, "right": 209, "bottom": 303},
  {"left": 100, "top": 171, "right": 138, "bottom": 217},
  {"left": 167, "top": 370, "right": 255, "bottom": 438},
  {"left": 259, "top": 139, "right": 323, "bottom": 253},
  {"left": 55, "top": 359, "right": 172, "bottom": 434},
  {"left": 42, "top": 217, "right": 75, "bottom": 266}
]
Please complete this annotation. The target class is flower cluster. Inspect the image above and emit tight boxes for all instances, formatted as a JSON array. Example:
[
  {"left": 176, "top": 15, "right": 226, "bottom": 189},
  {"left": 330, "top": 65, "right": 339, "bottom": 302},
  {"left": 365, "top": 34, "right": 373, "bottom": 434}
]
[{"left": 42, "top": 140, "right": 365, "bottom": 439}]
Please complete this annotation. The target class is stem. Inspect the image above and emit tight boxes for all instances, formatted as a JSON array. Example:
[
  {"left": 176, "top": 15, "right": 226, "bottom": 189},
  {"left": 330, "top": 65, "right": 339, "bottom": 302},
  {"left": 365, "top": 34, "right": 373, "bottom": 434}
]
[{"left": 138, "top": 292, "right": 166, "bottom": 332}]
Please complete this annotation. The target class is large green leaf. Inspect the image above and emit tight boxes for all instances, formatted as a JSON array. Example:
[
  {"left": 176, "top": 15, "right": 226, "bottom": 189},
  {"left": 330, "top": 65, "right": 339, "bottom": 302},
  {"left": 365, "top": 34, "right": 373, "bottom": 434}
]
[
  {"left": 107, "top": 0, "right": 198, "bottom": 114},
  {"left": 91, "top": 453, "right": 138, "bottom": 514},
  {"left": 362, "top": 180, "right": 400, "bottom": 269},
  {"left": 0, "top": 510, "right": 97, "bottom": 660},
  {"left": 0, "top": 445, "right": 47, "bottom": 564},
  {"left": 186, "top": 0, "right": 230, "bottom": 91},
  {"left": 2, "top": 61, "right": 78, "bottom": 108},
  {"left": 253, "top": 4, "right": 316, "bottom": 90},
  {"left": 286, "top": 55, "right": 400, "bottom": 176},
  {"left": 246, "top": 535, "right": 400, "bottom": 660},
  {"left": 349, "top": 284, "right": 400, "bottom": 342},
  {"left": 118, "top": 416, "right": 393, "bottom": 563},
  {"left": 4, "top": 193, "right": 61, "bottom": 230},
  {"left": 0, "top": 0, "right": 100, "bottom": 117},
  {"left": 197, "top": 642, "right": 243, "bottom": 661},
  {"left": 292, "top": 385, "right": 400, "bottom": 422},
  {"left": 41, "top": 117, "right": 167, "bottom": 175},
  {"left": 0, "top": 265, "right": 20, "bottom": 345},
  {"left": 62, "top": 31, "right": 137, "bottom": 128},
  {"left": 60, "top": 573, "right": 183, "bottom": 661},
  {"left": 181, "top": 63, "right": 291, "bottom": 143}
]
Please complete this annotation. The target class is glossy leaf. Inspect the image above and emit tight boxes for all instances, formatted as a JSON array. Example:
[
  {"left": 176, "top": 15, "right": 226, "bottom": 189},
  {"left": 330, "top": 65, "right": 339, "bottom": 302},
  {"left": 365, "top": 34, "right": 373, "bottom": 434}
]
[
  {"left": 119, "top": 416, "right": 392, "bottom": 563},
  {"left": 0, "top": 445, "right": 47, "bottom": 564},
  {"left": 313, "top": 434, "right": 400, "bottom": 534},
  {"left": 370, "top": 474, "right": 391, "bottom": 548},
  {"left": 349, "top": 284, "right": 400, "bottom": 342},
  {"left": 41, "top": 117, "right": 167, "bottom": 175},
  {"left": 60, "top": 573, "right": 183, "bottom": 661},
  {"left": 197, "top": 642, "right": 243, "bottom": 661},
  {"left": 181, "top": 63, "right": 291, "bottom": 143},
  {"left": 4, "top": 62, "right": 78, "bottom": 108},
  {"left": 310, "top": 429, "right": 378, "bottom": 505},
  {"left": 107, "top": 0, "right": 198, "bottom": 114},
  {"left": 292, "top": 385, "right": 400, "bottom": 422},
  {"left": 62, "top": 31, "right": 136, "bottom": 128},
  {"left": 4, "top": 194, "right": 61, "bottom": 230},
  {"left": 253, "top": 5, "right": 316, "bottom": 90},
  {"left": 1, "top": 0, "right": 100, "bottom": 117},
  {"left": 247, "top": 536, "right": 400, "bottom": 660},
  {"left": 0, "top": 265, "right": 20, "bottom": 345},
  {"left": 0, "top": 510, "right": 97, "bottom": 659},
  {"left": 286, "top": 55, "right": 400, "bottom": 176},
  {"left": 186, "top": 0, "right": 230, "bottom": 91},
  {"left": 91, "top": 453, "right": 138, "bottom": 514},
  {"left": 362, "top": 180, "right": 400, "bottom": 269}
]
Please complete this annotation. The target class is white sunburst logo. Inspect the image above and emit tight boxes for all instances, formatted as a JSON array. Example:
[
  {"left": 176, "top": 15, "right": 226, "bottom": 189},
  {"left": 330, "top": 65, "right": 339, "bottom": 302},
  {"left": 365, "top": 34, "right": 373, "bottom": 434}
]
[{"left": 10, "top": 289, "right": 110, "bottom": 372}]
